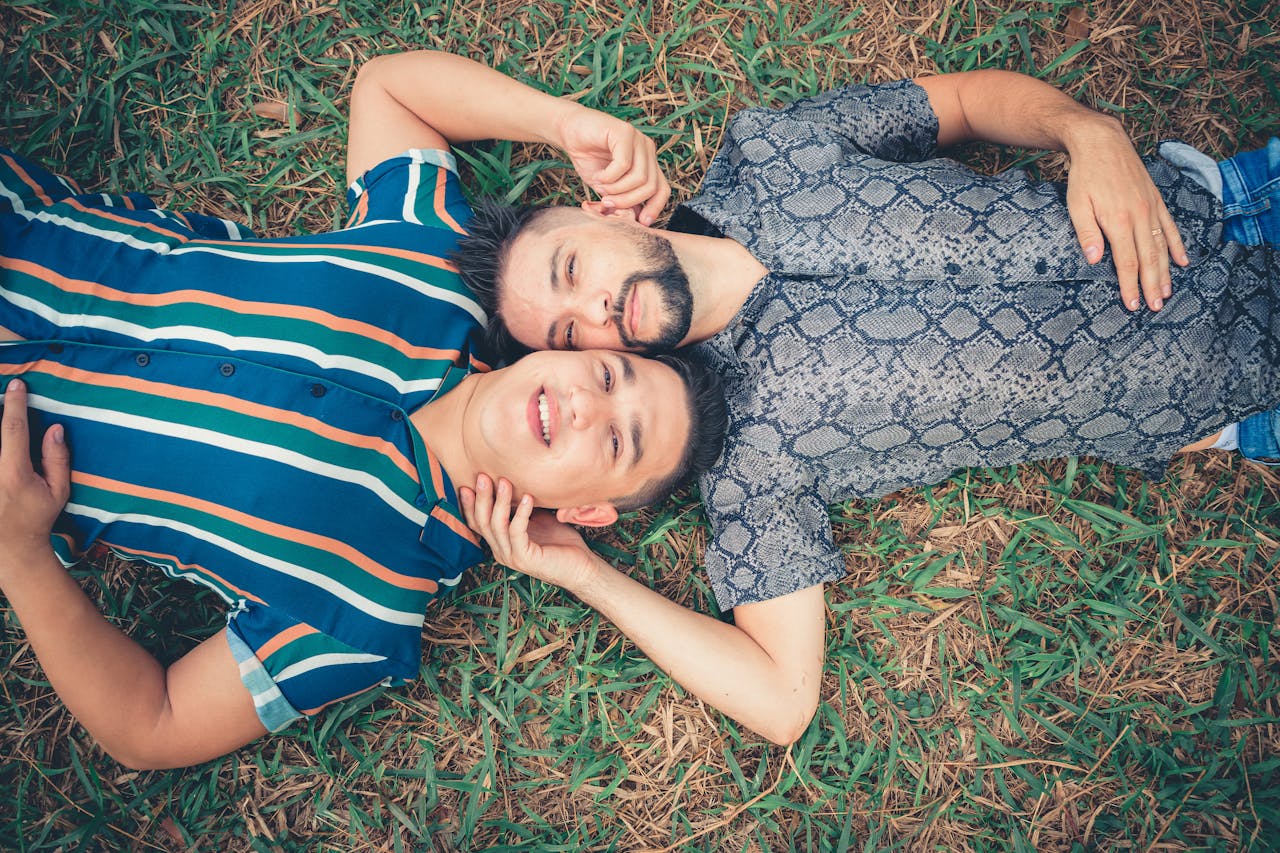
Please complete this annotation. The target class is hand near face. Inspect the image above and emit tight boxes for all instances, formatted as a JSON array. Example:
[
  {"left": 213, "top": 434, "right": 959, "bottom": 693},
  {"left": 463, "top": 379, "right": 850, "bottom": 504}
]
[
  {"left": 459, "top": 474, "right": 603, "bottom": 594},
  {"left": 0, "top": 379, "right": 70, "bottom": 567},
  {"left": 555, "top": 105, "right": 670, "bottom": 226},
  {"left": 1065, "top": 122, "right": 1189, "bottom": 312}
]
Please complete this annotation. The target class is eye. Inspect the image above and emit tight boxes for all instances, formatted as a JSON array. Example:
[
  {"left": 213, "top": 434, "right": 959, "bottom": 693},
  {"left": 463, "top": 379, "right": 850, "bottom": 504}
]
[
  {"left": 565, "top": 321, "right": 576, "bottom": 350},
  {"left": 610, "top": 428, "right": 621, "bottom": 459},
  {"left": 602, "top": 363, "right": 613, "bottom": 392},
  {"left": 567, "top": 254, "right": 577, "bottom": 285}
]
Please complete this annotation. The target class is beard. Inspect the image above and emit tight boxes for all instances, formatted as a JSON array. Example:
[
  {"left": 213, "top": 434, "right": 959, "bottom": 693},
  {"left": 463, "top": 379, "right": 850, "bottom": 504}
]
[{"left": 612, "top": 232, "right": 694, "bottom": 353}]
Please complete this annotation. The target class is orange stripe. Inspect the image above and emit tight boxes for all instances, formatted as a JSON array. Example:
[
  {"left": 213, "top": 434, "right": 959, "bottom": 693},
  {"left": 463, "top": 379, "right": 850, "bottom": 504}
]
[
  {"left": 0, "top": 358, "right": 418, "bottom": 481},
  {"left": 0, "top": 255, "right": 466, "bottom": 364},
  {"left": 97, "top": 540, "right": 265, "bottom": 604},
  {"left": 345, "top": 191, "right": 369, "bottom": 228},
  {"left": 433, "top": 167, "right": 466, "bottom": 234},
  {"left": 469, "top": 353, "right": 492, "bottom": 374},
  {"left": 61, "top": 196, "right": 188, "bottom": 242},
  {"left": 76, "top": 471, "right": 440, "bottom": 594},
  {"left": 431, "top": 505, "right": 480, "bottom": 547},
  {"left": 192, "top": 237, "right": 460, "bottom": 273},
  {"left": 2, "top": 153, "right": 54, "bottom": 206},
  {"left": 121, "top": 195, "right": 135, "bottom": 211},
  {"left": 257, "top": 623, "right": 319, "bottom": 660},
  {"left": 423, "top": 447, "right": 445, "bottom": 498}
]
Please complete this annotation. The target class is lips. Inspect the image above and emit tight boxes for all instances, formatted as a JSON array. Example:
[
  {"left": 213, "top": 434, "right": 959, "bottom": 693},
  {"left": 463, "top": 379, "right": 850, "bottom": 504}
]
[
  {"left": 528, "top": 386, "right": 556, "bottom": 446},
  {"left": 626, "top": 285, "right": 641, "bottom": 339}
]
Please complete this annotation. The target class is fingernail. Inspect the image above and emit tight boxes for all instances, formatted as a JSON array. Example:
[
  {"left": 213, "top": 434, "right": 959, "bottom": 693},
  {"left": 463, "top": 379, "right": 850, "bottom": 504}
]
[
  {"left": 1128, "top": 298, "right": 1141, "bottom": 310},
  {"left": 6, "top": 378, "right": 19, "bottom": 391},
  {"left": 1179, "top": 252, "right": 1189, "bottom": 265},
  {"left": 1163, "top": 285, "right": 1171, "bottom": 298},
  {"left": 1152, "top": 298, "right": 1163, "bottom": 310},
  {"left": 521, "top": 495, "right": 531, "bottom": 506},
  {"left": 1085, "top": 246, "right": 1101, "bottom": 263},
  {"left": 51, "top": 425, "right": 64, "bottom": 444}
]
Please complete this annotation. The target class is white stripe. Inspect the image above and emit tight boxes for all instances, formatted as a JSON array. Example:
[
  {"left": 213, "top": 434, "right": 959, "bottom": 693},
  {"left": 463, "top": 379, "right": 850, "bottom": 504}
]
[
  {"left": 66, "top": 501, "right": 428, "bottom": 627},
  {"left": 35, "top": 393, "right": 428, "bottom": 526},
  {"left": 6, "top": 289, "right": 446, "bottom": 395},
  {"left": 0, "top": 177, "right": 29, "bottom": 213},
  {"left": 275, "top": 652, "right": 388, "bottom": 683},
  {"left": 402, "top": 160, "right": 423, "bottom": 225},
  {"left": 168, "top": 243, "right": 485, "bottom": 325},
  {"left": 21, "top": 207, "right": 174, "bottom": 253},
  {"left": 223, "top": 218, "right": 241, "bottom": 240}
]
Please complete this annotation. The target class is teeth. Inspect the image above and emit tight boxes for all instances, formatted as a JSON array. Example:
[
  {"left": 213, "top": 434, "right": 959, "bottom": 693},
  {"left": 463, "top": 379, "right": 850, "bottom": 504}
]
[{"left": 538, "top": 392, "right": 551, "bottom": 445}]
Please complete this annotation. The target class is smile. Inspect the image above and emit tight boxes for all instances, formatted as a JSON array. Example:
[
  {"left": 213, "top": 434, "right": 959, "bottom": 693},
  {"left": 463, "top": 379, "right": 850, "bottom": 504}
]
[
  {"left": 538, "top": 391, "right": 551, "bottom": 445},
  {"left": 627, "top": 286, "right": 641, "bottom": 338}
]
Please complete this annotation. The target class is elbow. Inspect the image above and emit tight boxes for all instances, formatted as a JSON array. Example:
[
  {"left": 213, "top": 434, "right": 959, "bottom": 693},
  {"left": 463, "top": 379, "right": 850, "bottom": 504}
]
[{"left": 757, "top": 692, "right": 819, "bottom": 747}]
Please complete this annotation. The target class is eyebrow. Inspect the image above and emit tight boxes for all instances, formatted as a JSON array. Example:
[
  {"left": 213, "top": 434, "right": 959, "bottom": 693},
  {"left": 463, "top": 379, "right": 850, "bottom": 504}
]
[
  {"left": 617, "top": 355, "right": 643, "bottom": 469},
  {"left": 545, "top": 244, "right": 563, "bottom": 349}
]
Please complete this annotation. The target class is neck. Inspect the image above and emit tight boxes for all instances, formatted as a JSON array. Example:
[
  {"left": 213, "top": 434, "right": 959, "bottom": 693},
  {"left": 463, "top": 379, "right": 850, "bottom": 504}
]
[
  {"left": 665, "top": 230, "right": 767, "bottom": 345},
  {"left": 409, "top": 374, "right": 478, "bottom": 498}
]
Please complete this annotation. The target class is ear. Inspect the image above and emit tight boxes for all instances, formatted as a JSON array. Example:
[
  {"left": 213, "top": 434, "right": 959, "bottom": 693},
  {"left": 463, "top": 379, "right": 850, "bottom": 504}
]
[
  {"left": 579, "top": 200, "right": 639, "bottom": 223},
  {"left": 555, "top": 502, "right": 619, "bottom": 528}
]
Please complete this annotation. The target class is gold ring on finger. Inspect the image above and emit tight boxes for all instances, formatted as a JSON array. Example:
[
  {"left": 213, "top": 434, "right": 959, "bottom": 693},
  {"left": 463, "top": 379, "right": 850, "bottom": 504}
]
[{"left": 1151, "top": 227, "right": 1164, "bottom": 237}]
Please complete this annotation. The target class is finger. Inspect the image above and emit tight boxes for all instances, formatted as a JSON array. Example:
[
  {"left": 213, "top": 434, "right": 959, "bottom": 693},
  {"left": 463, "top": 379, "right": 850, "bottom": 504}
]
[
  {"left": 637, "top": 174, "right": 671, "bottom": 226},
  {"left": 1159, "top": 205, "right": 1189, "bottom": 269},
  {"left": 40, "top": 424, "right": 71, "bottom": 504},
  {"left": 1071, "top": 207, "right": 1106, "bottom": 266},
  {"left": 593, "top": 136, "right": 636, "bottom": 187},
  {"left": 489, "top": 478, "right": 515, "bottom": 553},
  {"left": 1138, "top": 224, "right": 1169, "bottom": 310},
  {"left": 458, "top": 486, "right": 478, "bottom": 528},
  {"left": 1, "top": 378, "right": 32, "bottom": 469},
  {"left": 507, "top": 494, "right": 534, "bottom": 552},
  {"left": 1109, "top": 234, "right": 1142, "bottom": 311}
]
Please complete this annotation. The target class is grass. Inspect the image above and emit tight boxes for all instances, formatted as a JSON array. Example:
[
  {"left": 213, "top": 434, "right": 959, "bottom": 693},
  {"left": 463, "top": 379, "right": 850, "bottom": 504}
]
[{"left": 1, "top": 0, "right": 1278, "bottom": 850}]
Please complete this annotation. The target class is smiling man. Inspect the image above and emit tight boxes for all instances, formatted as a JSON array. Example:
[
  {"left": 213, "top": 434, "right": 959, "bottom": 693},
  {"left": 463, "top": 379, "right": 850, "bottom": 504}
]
[
  {"left": 451, "top": 60, "right": 1279, "bottom": 743},
  {"left": 0, "top": 51, "right": 725, "bottom": 769}
]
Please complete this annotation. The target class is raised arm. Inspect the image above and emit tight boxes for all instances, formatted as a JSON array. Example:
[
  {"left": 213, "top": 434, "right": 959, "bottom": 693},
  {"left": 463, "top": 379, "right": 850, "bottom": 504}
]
[
  {"left": 346, "top": 51, "right": 669, "bottom": 224},
  {"left": 915, "top": 70, "right": 1189, "bottom": 312},
  {"left": 0, "top": 379, "right": 265, "bottom": 769},
  {"left": 461, "top": 475, "right": 825, "bottom": 745}
]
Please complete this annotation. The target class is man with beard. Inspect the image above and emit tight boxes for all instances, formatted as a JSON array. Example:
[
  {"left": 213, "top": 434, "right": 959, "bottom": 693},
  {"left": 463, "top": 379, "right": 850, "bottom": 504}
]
[{"left": 449, "top": 53, "right": 1278, "bottom": 743}]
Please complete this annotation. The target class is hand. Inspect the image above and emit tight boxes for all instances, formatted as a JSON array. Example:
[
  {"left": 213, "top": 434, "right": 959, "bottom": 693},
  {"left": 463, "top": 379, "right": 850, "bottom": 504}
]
[
  {"left": 555, "top": 106, "right": 670, "bottom": 226},
  {"left": 459, "top": 474, "right": 603, "bottom": 593},
  {"left": 0, "top": 378, "right": 70, "bottom": 566},
  {"left": 1064, "top": 120, "right": 1189, "bottom": 311}
]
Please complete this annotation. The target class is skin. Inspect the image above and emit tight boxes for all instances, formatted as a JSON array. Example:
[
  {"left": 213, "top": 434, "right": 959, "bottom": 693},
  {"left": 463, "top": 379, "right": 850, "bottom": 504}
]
[
  {"left": 462, "top": 68, "right": 1231, "bottom": 745},
  {"left": 0, "top": 51, "right": 690, "bottom": 767},
  {"left": 497, "top": 71, "right": 1192, "bottom": 358}
]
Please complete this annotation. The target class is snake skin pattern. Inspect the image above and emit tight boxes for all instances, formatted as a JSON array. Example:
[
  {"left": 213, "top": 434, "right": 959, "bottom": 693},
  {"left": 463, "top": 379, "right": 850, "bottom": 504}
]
[{"left": 677, "top": 80, "right": 1279, "bottom": 610}]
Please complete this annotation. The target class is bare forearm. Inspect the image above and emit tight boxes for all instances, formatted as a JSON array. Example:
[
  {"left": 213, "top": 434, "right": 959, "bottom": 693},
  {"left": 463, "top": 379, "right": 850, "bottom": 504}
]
[
  {"left": 1, "top": 546, "right": 171, "bottom": 759},
  {"left": 566, "top": 558, "right": 819, "bottom": 744},
  {"left": 355, "top": 50, "right": 578, "bottom": 148},
  {"left": 926, "top": 69, "right": 1124, "bottom": 154}
]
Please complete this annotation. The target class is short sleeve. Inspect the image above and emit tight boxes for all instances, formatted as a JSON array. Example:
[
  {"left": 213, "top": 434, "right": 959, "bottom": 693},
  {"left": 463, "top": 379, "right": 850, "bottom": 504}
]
[
  {"left": 726, "top": 80, "right": 939, "bottom": 165},
  {"left": 344, "top": 148, "right": 473, "bottom": 231},
  {"left": 226, "top": 601, "right": 402, "bottom": 731},
  {"left": 700, "top": 479, "right": 847, "bottom": 610}
]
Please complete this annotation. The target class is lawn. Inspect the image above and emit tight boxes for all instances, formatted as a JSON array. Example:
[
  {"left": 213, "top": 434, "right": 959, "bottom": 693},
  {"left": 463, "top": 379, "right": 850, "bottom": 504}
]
[{"left": 1, "top": 0, "right": 1278, "bottom": 849}]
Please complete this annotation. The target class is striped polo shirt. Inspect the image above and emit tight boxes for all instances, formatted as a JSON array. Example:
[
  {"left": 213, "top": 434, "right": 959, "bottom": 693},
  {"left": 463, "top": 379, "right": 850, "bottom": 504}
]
[{"left": 0, "top": 146, "right": 488, "bottom": 730}]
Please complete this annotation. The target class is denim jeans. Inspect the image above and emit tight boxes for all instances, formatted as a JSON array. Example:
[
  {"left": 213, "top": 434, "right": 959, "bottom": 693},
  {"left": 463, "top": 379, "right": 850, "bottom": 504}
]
[
  {"left": 1225, "top": 138, "right": 1279, "bottom": 461},
  {"left": 1220, "top": 137, "right": 1280, "bottom": 246}
]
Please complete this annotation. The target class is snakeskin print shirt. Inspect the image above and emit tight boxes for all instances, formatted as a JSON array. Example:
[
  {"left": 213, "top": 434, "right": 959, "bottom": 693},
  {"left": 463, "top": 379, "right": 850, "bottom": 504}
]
[{"left": 677, "top": 80, "right": 1278, "bottom": 610}]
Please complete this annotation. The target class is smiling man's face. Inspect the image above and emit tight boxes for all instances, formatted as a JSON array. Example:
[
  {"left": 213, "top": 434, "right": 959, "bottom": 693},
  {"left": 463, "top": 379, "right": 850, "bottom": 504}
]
[
  {"left": 497, "top": 208, "right": 694, "bottom": 355},
  {"left": 459, "top": 349, "right": 692, "bottom": 516}
]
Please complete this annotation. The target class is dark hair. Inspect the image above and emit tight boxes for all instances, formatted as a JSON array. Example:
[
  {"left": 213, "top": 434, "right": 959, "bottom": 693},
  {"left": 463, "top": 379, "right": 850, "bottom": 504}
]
[
  {"left": 454, "top": 198, "right": 548, "bottom": 363},
  {"left": 612, "top": 354, "right": 728, "bottom": 512}
]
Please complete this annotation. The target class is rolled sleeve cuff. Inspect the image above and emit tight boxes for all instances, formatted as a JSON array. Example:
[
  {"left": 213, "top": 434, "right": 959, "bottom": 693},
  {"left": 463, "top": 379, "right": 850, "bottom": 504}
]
[{"left": 226, "top": 627, "right": 303, "bottom": 733}]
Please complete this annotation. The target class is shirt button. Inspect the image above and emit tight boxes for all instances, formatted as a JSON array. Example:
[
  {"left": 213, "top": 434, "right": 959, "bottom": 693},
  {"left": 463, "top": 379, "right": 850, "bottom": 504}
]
[
  {"left": 390, "top": 409, "right": 403, "bottom": 421},
  {"left": 310, "top": 383, "right": 326, "bottom": 397},
  {"left": 135, "top": 353, "right": 150, "bottom": 367},
  {"left": 220, "top": 363, "right": 235, "bottom": 377}
]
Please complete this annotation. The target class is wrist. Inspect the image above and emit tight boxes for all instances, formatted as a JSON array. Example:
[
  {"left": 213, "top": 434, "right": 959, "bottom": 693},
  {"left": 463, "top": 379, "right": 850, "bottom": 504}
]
[
  {"left": 1060, "top": 111, "right": 1127, "bottom": 158},
  {"left": 0, "top": 535, "right": 61, "bottom": 584}
]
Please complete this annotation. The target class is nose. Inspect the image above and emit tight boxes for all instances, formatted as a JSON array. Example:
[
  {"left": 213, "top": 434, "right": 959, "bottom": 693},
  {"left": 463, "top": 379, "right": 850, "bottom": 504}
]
[
  {"left": 580, "top": 290, "right": 612, "bottom": 327},
  {"left": 567, "top": 385, "right": 601, "bottom": 428}
]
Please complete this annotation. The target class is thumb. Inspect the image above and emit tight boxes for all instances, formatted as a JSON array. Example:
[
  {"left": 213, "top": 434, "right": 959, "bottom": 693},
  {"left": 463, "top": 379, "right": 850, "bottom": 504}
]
[{"left": 41, "top": 424, "right": 71, "bottom": 504}]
